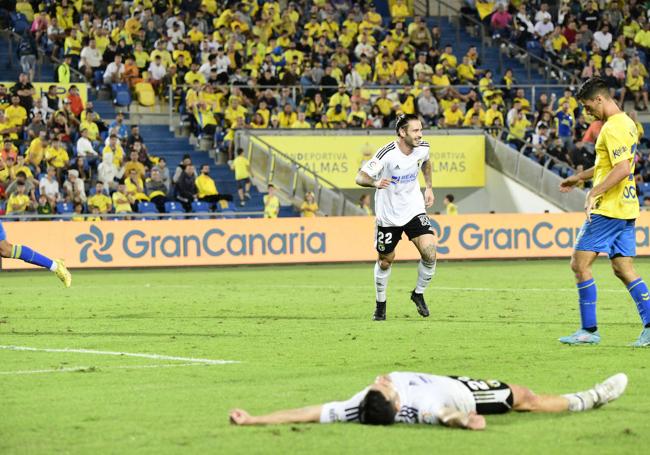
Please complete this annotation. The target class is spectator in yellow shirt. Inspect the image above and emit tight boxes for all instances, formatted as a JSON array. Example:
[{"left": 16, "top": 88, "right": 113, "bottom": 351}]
[
  {"left": 625, "top": 67, "right": 649, "bottom": 110},
  {"left": 390, "top": 0, "right": 410, "bottom": 23},
  {"left": 196, "top": 164, "right": 233, "bottom": 211},
  {"left": 87, "top": 182, "right": 112, "bottom": 214},
  {"left": 5, "top": 96, "right": 27, "bottom": 131},
  {"left": 102, "top": 135, "right": 125, "bottom": 167},
  {"left": 6, "top": 181, "right": 31, "bottom": 214},
  {"left": 485, "top": 102, "right": 505, "bottom": 127},
  {"left": 278, "top": 104, "right": 297, "bottom": 128},
  {"left": 231, "top": 147, "right": 251, "bottom": 206},
  {"left": 443, "top": 102, "right": 464, "bottom": 128},
  {"left": 264, "top": 184, "right": 280, "bottom": 218},
  {"left": 112, "top": 182, "right": 133, "bottom": 216},
  {"left": 291, "top": 112, "right": 312, "bottom": 128},
  {"left": 45, "top": 139, "right": 69, "bottom": 180},
  {"left": 300, "top": 191, "right": 318, "bottom": 217}
]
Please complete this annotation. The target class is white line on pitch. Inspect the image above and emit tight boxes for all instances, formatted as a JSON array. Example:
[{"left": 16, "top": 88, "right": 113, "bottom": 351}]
[
  {"left": 0, "top": 362, "right": 205, "bottom": 376},
  {"left": 0, "top": 345, "right": 239, "bottom": 365},
  {"left": 14, "top": 283, "right": 629, "bottom": 293}
]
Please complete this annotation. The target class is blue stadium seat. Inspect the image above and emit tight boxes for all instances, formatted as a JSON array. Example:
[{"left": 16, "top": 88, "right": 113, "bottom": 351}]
[
  {"left": 191, "top": 201, "right": 211, "bottom": 219},
  {"left": 640, "top": 182, "right": 650, "bottom": 196},
  {"left": 137, "top": 201, "right": 158, "bottom": 220},
  {"left": 165, "top": 201, "right": 185, "bottom": 218},
  {"left": 112, "top": 83, "right": 132, "bottom": 107},
  {"left": 56, "top": 202, "right": 74, "bottom": 217}
]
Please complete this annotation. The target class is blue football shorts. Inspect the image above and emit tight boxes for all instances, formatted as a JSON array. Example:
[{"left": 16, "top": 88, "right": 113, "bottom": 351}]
[
  {"left": 0, "top": 220, "right": 5, "bottom": 242},
  {"left": 574, "top": 214, "right": 636, "bottom": 258}
]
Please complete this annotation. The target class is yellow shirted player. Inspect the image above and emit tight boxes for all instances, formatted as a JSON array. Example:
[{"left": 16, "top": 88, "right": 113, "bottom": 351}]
[{"left": 558, "top": 77, "right": 650, "bottom": 347}]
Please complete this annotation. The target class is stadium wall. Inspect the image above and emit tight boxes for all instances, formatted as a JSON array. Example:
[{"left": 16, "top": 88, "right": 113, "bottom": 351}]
[{"left": 5, "top": 213, "right": 650, "bottom": 269}]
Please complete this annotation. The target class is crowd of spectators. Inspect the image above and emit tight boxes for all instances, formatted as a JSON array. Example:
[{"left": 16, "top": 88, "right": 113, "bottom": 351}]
[
  {"left": 0, "top": 70, "right": 241, "bottom": 217},
  {"left": 2, "top": 0, "right": 650, "bottom": 214}
]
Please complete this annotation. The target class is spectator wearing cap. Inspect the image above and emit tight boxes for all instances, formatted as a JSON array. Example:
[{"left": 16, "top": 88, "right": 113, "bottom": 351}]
[{"left": 534, "top": 15, "right": 554, "bottom": 38}]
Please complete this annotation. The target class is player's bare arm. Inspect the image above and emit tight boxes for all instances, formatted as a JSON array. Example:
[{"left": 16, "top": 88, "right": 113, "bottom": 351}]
[
  {"left": 229, "top": 405, "right": 323, "bottom": 426},
  {"left": 421, "top": 160, "right": 434, "bottom": 208},
  {"left": 355, "top": 170, "right": 390, "bottom": 189},
  {"left": 584, "top": 160, "right": 631, "bottom": 220},
  {"left": 437, "top": 407, "right": 486, "bottom": 431},
  {"left": 559, "top": 166, "right": 595, "bottom": 192}
]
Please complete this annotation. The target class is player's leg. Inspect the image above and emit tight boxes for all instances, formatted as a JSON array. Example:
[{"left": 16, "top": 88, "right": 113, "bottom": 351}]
[
  {"left": 510, "top": 372, "right": 628, "bottom": 413},
  {"left": 560, "top": 216, "right": 612, "bottom": 344},
  {"left": 237, "top": 180, "right": 245, "bottom": 205},
  {"left": 0, "top": 223, "right": 71, "bottom": 287},
  {"left": 406, "top": 214, "right": 437, "bottom": 318},
  {"left": 611, "top": 257, "right": 650, "bottom": 346},
  {"left": 373, "top": 250, "right": 395, "bottom": 321},
  {"left": 373, "top": 224, "right": 400, "bottom": 321}
]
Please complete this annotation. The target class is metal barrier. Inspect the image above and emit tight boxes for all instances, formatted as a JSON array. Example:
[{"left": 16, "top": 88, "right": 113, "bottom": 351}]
[
  {"left": 236, "top": 131, "right": 366, "bottom": 217},
  {"left": 485, "top": 134, "right": 586, "bottom": 211},
  {"left": 0, "top": 211, "right": 264, "bottom": 221},
  {"left": 413, "top": 0, "right": 574, "bottom": 83}
]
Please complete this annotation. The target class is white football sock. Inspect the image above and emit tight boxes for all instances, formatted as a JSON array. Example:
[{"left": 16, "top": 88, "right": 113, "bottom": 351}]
[
  {"left": 374, "top": 261, "right": 391, "bottom": 302},
  {"left": 415, "top": 259, "right": 436, "bottom": 294},
  {"left": 562, "top": 389, "right": 598, "bottom": 412}
]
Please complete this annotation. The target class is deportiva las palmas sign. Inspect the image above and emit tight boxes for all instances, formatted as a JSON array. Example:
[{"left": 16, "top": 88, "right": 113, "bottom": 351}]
[
  {"left": 5, "top": 213, "right": 650, "bottom": 269},
  {"left": 254, "top": 135, "right": 485, "bottom": 188}
]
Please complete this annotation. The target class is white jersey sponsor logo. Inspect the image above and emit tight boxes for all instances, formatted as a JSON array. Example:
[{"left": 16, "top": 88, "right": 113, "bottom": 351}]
[{"left": 360, "top": 140, "right": 430, "bottom": 227}]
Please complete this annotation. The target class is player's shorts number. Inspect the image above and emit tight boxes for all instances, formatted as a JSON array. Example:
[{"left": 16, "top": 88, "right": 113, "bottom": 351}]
[
  {"left": 455, "top": 376, "right": 502, "bottom": 391},
  {"left": 377, "top": 232, "right": 393, "bottom": 244}
]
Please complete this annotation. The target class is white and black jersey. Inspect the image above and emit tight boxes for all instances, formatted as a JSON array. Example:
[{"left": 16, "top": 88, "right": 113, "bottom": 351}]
[
  {"left": 360, "top": 140, "right": 430, "bottom": 227},
  {"left": 319, "top": 372, "right": 476, "bottom": 426}
]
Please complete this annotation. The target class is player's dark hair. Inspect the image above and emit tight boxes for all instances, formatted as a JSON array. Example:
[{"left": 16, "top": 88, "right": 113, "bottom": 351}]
[
  {"left": 445, "top": 194, "right": 454, "bottom": 203},
  {"left": 576, "top": 77, "right": 611, "bottom": 101},
  {"left": 358, "top": 391, "right": 396, "bottom": 425},
  {"left": 395, "top": 113, "right": 419, "bottom": 136}
]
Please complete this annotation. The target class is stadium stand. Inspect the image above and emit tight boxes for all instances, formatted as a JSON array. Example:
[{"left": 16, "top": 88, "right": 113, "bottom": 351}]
[{"left": 0, "top": 0, "right": 649, "bottom": 219}]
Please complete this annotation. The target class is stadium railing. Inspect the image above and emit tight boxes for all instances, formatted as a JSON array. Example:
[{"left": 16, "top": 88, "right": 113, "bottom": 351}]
[
  {"left": 236, "top": 130, "right": 366, "bottom": 217},
  {"left": 1, "top": 29, "right": 86, "bottom": 83},
  {"left": 169, "top": 83, "right": 575, "bottom": 120},
  {"left": 0, "top": 211, "right": 264, "bottom": 221},
  {"left": 485, "top": 133, "right": 586, "bottom": 211},
  {"left": 420, "top": 0, "right": 575, "bottom": 83}
]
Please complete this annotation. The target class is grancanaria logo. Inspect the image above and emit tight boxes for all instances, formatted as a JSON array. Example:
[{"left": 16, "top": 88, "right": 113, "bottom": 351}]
[{"left": 75, "top": 225, "right": 114, "bottom": 263}]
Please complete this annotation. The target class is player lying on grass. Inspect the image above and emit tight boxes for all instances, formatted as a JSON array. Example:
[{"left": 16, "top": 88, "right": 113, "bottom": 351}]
[{"left": 230, "top": 371, "right": 627, "bottom": 430}]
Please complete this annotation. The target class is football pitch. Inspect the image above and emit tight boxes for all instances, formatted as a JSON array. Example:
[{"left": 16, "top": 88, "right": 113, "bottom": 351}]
[{"left": 2, "top": 259, "right": 649, "bottom": 454}]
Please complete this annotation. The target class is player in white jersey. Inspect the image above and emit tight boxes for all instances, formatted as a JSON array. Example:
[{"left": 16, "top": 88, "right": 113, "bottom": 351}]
[
  {"left": 355, "top": 114, "right": 436, "bottom": 320},
  {"left": 229, "top": 371, "right": 628, "bottom": 429}
]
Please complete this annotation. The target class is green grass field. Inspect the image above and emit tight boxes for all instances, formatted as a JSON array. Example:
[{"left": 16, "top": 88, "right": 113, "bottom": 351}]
[{"left": 2, "top": 259, "right": 649, "bottom": 454}]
